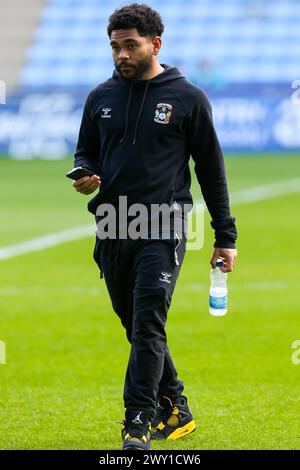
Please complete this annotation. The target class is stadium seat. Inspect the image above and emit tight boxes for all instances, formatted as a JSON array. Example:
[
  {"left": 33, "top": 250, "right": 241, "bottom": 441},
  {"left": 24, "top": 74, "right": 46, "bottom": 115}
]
[{"left": 20, "top": 0, "right": 300, "bottom": 87}]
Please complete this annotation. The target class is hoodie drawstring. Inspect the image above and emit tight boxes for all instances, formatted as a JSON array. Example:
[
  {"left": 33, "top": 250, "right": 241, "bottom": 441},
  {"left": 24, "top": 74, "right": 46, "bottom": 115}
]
[
  {"left": 119, "top": 81, "right": 150, "bottom": 145},
  {"left": 133, "top": 81, "right": 150, "bottom": 145}
]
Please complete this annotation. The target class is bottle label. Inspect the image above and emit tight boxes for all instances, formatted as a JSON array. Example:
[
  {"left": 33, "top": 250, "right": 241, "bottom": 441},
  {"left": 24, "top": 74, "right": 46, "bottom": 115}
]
[{"left": 209, "top": 295, "right": 227, "bottom": 309}]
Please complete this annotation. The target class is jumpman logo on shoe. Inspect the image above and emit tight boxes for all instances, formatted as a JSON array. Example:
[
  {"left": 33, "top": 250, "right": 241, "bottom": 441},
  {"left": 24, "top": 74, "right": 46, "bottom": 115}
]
[
  {"left": 132, "top": 412, "right": 143, "bottom": 424},
  {"left": 159, "top": 272, "right": 172, "bottom": 284}
]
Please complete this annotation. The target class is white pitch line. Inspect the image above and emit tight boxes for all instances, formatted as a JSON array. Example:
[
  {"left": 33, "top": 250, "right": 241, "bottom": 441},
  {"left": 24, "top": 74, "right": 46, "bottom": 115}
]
[
  {"left": 230, "top": 177, "right": 300, "bottom": 204},
  {"left": 177, "top": 280, "right": 288, "bottom": 292},
  {"left": 0, "top": 286, "right": 104, "bottom": 295},
  {"left": 0, "top": 280, "right": 289, "bottom": 295},
  {"left": 0, "top": 225, "right": 95, "bottom": 261},
  {"left": 0, "top": 178, "right": 300, "bottom": 261},
  {"left": 195, "top": 177, "right": 300, "bottom": 212}
]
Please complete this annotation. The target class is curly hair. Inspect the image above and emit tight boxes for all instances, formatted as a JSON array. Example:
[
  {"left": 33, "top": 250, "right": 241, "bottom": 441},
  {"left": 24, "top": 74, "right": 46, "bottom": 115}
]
[{"left": 107, "top": 3, "right": 164, "bottom": 38}]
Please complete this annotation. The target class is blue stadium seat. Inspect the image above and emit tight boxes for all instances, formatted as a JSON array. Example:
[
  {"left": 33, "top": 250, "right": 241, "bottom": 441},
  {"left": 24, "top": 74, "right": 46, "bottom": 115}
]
[{"left": 20, "top": 0, "right": 300, "bottom": 87}]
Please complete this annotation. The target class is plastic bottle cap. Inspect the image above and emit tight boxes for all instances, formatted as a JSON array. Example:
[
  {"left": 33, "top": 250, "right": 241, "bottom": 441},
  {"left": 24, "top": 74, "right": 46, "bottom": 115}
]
[{"left": 216, "top": 259, "right": 223, "bottom": 267}]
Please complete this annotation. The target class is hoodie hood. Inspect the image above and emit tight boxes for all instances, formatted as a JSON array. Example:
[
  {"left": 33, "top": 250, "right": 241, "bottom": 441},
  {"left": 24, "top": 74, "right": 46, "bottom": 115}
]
[{"left": 112, "top": 64, "right": 185, "bottom": 144}]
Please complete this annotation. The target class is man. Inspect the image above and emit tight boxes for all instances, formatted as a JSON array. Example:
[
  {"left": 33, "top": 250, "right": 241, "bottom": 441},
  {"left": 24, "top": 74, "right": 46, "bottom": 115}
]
[{"left": 72, "top": 3, "right": 237, "bottom": 450}]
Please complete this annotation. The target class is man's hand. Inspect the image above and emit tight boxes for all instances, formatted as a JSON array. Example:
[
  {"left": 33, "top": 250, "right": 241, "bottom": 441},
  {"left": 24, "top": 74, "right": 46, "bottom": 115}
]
[
  {"left": 72, "top": 175, "right": 101, "bottom": 195},
  {"left": 210, "top": 247, "right": 237, "bottom": 273}
]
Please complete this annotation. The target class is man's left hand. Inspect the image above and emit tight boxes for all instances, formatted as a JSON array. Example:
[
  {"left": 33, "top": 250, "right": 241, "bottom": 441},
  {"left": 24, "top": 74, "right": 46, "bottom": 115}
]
[{"left": 210, "top": 247, "right": 237, "bottom": 273}]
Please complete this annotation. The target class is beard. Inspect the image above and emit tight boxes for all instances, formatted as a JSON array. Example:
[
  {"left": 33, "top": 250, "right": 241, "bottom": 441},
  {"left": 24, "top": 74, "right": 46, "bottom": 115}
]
[{"left": 115, "top": 52, "right": 153, "bottom": 82}]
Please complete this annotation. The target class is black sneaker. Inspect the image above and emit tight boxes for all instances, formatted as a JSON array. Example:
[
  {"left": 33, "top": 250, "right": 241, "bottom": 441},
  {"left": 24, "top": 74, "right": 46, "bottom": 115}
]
[
  {"left": 151, "top": 395, "right": 196, "bottom": 440},
  {"left": 121, "top": 410, "right": 151, "bottom": 451}
]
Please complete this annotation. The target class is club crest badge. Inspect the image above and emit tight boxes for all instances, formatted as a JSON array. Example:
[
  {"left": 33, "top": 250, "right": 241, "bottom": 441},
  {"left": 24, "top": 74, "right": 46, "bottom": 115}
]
[{"left": 154, "top": 103, "right": 173, "bottom": 124}]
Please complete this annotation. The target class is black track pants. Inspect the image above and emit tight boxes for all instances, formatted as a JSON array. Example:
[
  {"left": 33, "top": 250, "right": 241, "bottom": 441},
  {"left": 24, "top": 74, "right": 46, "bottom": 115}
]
[{"left": 93, "top": 235, "right": 186, "bottom": 418}]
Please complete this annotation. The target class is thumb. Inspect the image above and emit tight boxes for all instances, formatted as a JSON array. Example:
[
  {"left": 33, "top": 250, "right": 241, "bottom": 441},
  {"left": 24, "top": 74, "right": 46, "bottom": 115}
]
[
  {"left": 210, "top": 255, "right": 219, "bottom": 269},
  {"left": 210, "top": 254, "right": 225, "bottom": 269}
]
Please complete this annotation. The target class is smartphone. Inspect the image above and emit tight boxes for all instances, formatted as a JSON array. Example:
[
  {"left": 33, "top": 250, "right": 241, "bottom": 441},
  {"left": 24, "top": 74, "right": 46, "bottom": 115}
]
[{"left": 66, "top": 167, "right": 96, "bottom": 180}]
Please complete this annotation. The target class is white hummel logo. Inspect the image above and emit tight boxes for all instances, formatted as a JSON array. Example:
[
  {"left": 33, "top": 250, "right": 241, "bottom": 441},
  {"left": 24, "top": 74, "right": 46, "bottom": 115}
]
[
  {"left": 101, "top": 107, "right": 111, "bottom": 118},
  {"left": 132, "top": 412, "right": 143, "bottom": 424},
  {"left": 159, "top": 271, "right": 172, "bottom": 284}
]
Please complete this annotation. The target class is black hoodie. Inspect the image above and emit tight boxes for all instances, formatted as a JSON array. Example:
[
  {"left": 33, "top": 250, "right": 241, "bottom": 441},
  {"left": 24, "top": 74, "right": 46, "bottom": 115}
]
[{"left": 74, "top": 64, "right": 237, "bottom": 248}]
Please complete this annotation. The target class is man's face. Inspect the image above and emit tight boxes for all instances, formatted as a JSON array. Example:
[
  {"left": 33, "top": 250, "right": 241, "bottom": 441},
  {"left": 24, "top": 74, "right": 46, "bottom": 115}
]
[{"left": 110, "top": 28, "right": 155, "bottom": 81}]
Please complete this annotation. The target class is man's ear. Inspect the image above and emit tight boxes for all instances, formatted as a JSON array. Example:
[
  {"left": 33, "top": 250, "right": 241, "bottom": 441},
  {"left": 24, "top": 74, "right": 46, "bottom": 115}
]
[{"left": 152, "top": 36, "right": 162, "bottom": 55}]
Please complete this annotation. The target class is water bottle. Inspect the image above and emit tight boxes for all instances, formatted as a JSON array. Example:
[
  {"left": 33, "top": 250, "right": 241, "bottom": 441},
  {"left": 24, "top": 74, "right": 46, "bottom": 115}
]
[{"left": 209, "top": 258, "right": 227, "bottom": 316}]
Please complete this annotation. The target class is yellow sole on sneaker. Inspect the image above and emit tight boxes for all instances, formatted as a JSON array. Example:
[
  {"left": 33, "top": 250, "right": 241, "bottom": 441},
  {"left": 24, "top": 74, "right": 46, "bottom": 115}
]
[{"left": 166, "top": 420, "right": 196, "bottom": 440}]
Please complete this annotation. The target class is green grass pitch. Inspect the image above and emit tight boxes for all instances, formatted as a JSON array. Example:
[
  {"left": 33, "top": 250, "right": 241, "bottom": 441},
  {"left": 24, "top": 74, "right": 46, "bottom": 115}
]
[{"left": 0, "top": 154, "right": 299, "bottom": 449}]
